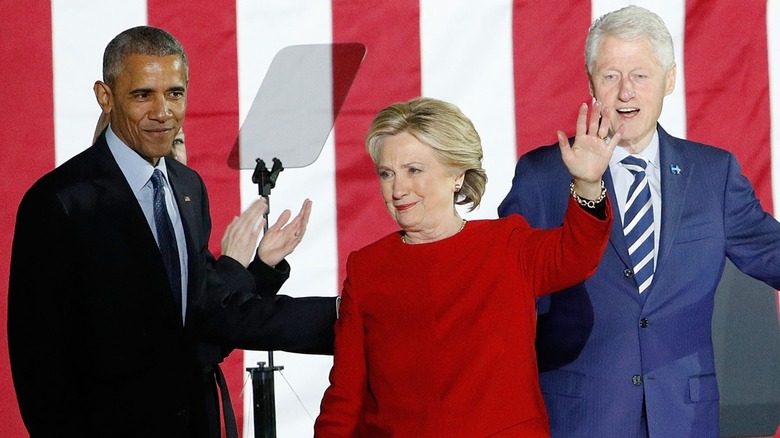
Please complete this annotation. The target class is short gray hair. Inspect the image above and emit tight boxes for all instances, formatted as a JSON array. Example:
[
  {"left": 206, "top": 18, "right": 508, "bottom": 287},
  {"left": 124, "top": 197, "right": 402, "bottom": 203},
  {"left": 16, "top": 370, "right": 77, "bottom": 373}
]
[
  {"left": 103, "top": 26, "right": 188, "bottom": 87},
  {"left": 585, "top": 5, "right": 674, "bottom": 74}
]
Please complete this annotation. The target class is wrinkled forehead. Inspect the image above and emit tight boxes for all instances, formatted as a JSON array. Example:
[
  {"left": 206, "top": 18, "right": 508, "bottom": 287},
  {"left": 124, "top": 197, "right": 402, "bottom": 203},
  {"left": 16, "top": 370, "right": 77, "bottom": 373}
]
[
  {"left": 115, "top": 54, "right": 188, "bottom": 88},
  {"left": 591, "top": 36, "right": 665, "bottom": 71}
]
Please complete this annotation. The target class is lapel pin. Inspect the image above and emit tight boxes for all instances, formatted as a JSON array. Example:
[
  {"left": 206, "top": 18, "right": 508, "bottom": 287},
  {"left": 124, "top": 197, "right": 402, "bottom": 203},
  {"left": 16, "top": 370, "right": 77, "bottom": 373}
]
[
  {"left": 670, "top": 164, "right": 682, "bottom": 175},
  {"left": 184, "top": 196, "right": 191, "bottom": 202}
]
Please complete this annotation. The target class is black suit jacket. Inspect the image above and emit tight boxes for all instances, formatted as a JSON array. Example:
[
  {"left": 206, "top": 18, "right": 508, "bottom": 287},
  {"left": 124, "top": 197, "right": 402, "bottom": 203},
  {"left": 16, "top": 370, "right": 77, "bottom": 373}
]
[{"left": 8, "top": 136, "right": 336, "bottom": 437}]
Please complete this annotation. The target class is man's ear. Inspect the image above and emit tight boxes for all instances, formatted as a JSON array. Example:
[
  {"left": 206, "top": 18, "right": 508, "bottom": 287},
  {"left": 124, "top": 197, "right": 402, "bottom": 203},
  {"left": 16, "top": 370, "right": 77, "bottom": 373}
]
[
  {"left": 665, "top": 63, "right": 677, "bottom": 96},
  {"left": 93, "top": 81, "right": 112, "bottom": 113}
]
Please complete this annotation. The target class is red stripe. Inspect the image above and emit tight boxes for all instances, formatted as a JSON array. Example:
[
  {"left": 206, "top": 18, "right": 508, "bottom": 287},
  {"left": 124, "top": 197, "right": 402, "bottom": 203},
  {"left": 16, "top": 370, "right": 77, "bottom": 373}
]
[
  {"left": 512, "top": 0, "right": 593, "bottom": 157},
  {"left": 146, "top": 2, "right": 243, "bottom": 435},
  {"left": 685, "top": 0, "right": 773, "bottom": 212},
  {"left": 331, "top": 1, "right": 423, "bottom": 286},
  {"left": 0, "top": 1, "right": 55, "bottom": 435}
]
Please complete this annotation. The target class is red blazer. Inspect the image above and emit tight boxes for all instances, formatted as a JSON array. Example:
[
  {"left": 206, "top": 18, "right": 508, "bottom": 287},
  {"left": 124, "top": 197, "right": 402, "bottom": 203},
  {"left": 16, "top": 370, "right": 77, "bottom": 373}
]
[{"left": 315, "top": 198, "right": 612, "bottom": 437}]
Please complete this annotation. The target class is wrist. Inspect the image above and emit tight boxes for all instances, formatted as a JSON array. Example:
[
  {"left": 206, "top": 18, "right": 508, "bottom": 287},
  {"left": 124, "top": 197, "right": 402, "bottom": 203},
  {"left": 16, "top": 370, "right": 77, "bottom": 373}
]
[
  {"left": 258, "top": 253, "right": 279, "bottom": 269},
  {"left": 570, "top": 179, "right": 607, "bottom": 209}
]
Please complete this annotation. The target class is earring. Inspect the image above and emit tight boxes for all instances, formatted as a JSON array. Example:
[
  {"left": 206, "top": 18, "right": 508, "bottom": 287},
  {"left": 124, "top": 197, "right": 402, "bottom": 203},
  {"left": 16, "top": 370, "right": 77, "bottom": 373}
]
[{"left": 454, "top": 184, "right": 461, "bottom": 192}]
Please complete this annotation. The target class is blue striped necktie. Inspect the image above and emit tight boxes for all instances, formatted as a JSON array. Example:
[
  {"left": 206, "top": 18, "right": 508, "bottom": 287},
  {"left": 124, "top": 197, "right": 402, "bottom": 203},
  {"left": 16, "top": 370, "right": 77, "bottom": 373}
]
[
  {"left": 150, "top": 169, "right": 183, "bottom": 322},
  {"left": 621, "top": 156, "right": 655, "bottom": 293}
]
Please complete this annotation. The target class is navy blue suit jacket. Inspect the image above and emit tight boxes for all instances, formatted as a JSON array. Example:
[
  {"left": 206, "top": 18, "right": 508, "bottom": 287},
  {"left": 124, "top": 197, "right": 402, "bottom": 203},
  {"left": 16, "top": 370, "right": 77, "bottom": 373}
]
[
  {"left": 8, "top": 136, "right": 336, "bottom": 437},
  {"left": 498, "top": 125, "right": 780, "bottom": 438}
]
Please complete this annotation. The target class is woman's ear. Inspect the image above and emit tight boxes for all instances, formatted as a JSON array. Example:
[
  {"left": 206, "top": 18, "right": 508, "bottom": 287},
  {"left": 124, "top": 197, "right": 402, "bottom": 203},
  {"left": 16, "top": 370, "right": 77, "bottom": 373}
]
[{"left": 454, "top": 172, "right": 466, "bottom": 191}]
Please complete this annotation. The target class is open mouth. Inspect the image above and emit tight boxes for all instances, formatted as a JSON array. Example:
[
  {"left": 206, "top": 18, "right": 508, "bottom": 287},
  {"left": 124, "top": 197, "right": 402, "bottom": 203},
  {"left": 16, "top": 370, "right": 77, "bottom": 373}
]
[{"left": 616, "top": 107, "right": 639, "bottom": 117}]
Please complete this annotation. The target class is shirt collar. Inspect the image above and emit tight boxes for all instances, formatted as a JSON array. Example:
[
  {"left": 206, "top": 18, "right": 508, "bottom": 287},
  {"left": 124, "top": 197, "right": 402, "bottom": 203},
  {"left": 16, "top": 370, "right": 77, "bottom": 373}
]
[
  {"left": 609, "top": 128, "right": 660, "bottom": 170},
  {"left": 106, "top": 125, "right": 171, "bottom": 195}
]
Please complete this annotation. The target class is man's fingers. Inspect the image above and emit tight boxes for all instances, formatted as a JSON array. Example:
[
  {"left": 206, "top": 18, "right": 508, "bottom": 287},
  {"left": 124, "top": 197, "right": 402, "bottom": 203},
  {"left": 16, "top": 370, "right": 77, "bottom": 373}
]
[
  {"left": 299, "top": 199, "right": 312, "bottom": 227},
  {"left": 609, "top": 124, "right": 625, "bottom": 151},
  {"left": 574, "top": 102, "right": 589, "bottom": 136},
  {"left": 589, "top": 100, "right": 603, "bottom": 136},
  {"left": 558, "top": 131, "right": 574, "bottom": 163},
  {"left": 269, "top": 209, "right": 293, "bottom": 231}
]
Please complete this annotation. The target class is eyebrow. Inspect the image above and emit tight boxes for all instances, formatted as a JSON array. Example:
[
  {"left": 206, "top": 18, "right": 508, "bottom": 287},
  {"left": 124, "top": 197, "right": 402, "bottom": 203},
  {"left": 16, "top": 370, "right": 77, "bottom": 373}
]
[
  {"left": 129, "top": 86, "right": 186, "bottom": 95},
  {"left": 377, "top": 161, "right": 425, "bottom": 169},
  {"left": 129, "top": 88, "right": 154, "bottom": 95}
]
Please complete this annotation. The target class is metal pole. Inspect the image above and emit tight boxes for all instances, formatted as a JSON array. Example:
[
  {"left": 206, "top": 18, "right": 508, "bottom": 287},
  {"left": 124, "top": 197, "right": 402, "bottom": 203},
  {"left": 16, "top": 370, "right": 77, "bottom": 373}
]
[
  {"left": 248, "top": 158, "right": 285, "bottom": 438},
  {"left": 247, "top": 359, "right": 284, "bottom": 438}
]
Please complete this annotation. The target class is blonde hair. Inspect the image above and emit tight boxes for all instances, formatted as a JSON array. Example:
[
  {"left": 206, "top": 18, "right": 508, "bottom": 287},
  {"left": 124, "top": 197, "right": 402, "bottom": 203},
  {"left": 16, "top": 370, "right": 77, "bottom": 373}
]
[{"left": 366, "top": 97, "right": 487, "bottom": 211}]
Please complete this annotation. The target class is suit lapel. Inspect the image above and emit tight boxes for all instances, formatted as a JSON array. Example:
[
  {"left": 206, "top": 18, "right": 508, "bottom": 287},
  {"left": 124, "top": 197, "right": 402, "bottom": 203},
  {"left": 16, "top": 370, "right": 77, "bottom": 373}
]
[
  {"left": 91, "top": 141, "right": 160, "bottom": 253},
  {"left": 165, "top": 162, "right": 203, "bottom": 327},
  {"left": 603, "top": 170, "right": 635, "bottom": 272},
  {"left": 654, "top": 126, "right": 692, "bottom": 278},
  {"left": 91, "top": 141, "right": 187, "bottom": 325},
  {"left": 166, "top": 162, "right": 199, "bottom": 255},
  {"left": 602, "top": 127, "right": 693, "bottom": 303}
]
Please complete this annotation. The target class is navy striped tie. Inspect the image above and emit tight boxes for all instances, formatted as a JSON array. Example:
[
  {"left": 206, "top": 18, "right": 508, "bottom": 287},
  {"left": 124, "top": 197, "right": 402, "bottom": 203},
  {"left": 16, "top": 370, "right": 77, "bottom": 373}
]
[
  {"left": 621, "top": 156, "right": 654, "bottom": 293},
  {"left": 151, "top": 169, "right": 183, "bottom": 322}
]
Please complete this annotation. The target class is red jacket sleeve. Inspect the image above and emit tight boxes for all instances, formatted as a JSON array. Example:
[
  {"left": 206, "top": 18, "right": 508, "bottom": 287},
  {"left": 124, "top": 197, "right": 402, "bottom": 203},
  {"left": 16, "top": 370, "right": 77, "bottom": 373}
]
[
  {"left": 314, "top": 254, "right": 367, "bottom": 437},
  {"left": 516, "top": 197, "right": 613, "bottom": 297}
]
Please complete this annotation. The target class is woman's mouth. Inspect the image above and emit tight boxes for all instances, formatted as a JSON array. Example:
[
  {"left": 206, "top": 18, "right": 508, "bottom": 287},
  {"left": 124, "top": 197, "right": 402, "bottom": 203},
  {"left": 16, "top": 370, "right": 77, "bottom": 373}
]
[{"left": 395, "top": 202, "right": 416, "bottom": 212}]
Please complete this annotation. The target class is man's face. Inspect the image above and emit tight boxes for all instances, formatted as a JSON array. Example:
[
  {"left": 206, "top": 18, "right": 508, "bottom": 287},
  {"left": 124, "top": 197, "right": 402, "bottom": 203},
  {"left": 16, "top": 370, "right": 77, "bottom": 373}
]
[
  {"left": 589, "top": 36, "right": 675, "bottom": 154},
  {"left": 104, "top": 54, "right": 187, "bottom": 164}
]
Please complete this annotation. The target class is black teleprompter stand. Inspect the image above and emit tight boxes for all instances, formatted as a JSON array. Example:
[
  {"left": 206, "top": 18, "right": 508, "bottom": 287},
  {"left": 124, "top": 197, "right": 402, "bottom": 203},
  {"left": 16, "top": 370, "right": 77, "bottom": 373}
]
[{"left": 246, "top": 157, "right": 284, "bottom": 438}]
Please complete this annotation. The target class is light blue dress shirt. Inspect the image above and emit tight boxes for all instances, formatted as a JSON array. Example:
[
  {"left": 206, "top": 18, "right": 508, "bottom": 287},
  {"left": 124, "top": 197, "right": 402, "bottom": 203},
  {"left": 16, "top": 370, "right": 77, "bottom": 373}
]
[{"left": 105, "top": 126, "right": 189, "bottom": 322}]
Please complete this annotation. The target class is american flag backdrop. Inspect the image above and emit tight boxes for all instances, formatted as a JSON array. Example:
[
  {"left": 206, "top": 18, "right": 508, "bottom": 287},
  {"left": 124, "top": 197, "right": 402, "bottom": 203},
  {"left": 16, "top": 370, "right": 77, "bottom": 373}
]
[{"left": 2, "top": 0, "right": 779, "bottom": 436}]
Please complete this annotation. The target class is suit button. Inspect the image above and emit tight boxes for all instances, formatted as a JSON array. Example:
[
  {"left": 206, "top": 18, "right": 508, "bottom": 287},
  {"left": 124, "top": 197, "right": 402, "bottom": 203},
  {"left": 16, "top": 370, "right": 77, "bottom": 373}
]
[
  {"left": 632, "top": 375, "right": 642, "bottom": 386},
  {"left": 639, "top": 318, "right": 649, "bottom": 328},
  {"left": 624, "top": 269, "right": 633, "bottom": 277}
]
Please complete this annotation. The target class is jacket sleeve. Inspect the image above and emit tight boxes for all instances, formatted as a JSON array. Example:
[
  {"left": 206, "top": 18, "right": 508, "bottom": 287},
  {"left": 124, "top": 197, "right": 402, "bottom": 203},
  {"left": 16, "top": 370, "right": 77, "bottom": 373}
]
[
  {"left": 8, "top": 184, "right": 84, "bottom": 435},
  {"left": 247, "top": 256, "right": 291, "bottom": 297},
  {"left": 314, "top": 258, "right": 366, "bottom": 437},
  {"left": 513, "top": 196, "right": 613, "bottom": 297},
  {"left": 498, "top": 145, "right": 572, "bottom": 228},
  {"left": 189, "top": 178, "right": 336, "bottom": 355},
  {"left": 195, "top": 255, "right": 337, "bottom": 354},
  {"left": 722, "top": 153, "right": 780, "bottom": 288}
]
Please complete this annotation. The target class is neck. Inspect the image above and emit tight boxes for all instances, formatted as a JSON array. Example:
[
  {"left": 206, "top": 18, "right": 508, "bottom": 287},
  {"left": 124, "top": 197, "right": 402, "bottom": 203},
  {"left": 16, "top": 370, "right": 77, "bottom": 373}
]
[
  {"left": 617, "top": 125, "right": 656, "bottom": 155},
  {"left": 402, "top": 215, "right": 466, "bottom": 245}
]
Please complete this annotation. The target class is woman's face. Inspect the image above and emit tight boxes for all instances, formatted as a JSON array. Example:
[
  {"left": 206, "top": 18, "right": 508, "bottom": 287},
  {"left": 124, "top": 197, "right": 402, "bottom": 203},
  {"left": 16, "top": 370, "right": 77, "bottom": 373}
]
[{"left": 376, "top": 131, "right": 462, "bottom": 234}]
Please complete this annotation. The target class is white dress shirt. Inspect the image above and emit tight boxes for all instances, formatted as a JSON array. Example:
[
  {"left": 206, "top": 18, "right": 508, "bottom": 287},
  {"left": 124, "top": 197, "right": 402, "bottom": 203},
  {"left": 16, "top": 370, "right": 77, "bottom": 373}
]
[{"left": 608, "top": 130, "right": 662, "bottom": 269}]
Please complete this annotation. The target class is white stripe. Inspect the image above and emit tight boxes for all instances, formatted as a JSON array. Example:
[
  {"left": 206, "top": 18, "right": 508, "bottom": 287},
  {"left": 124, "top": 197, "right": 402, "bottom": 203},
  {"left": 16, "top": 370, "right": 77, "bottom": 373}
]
[
  {"left": 769, "top": 0, "right": 780, "bottom": 216},
  {"left": 622, "top": 163, "right": 646, "bottom": 173},
  {"left": 623, "top": 199, "right": 652, "bottom": 235},
  {"left": 633, "top": 250, "right": 654, "bottom": 273},
  {"left": 52, "top": 0, "right": 147, "bottom": 165},
  {"left": 624, "top": 177, "right": 649, "bottom": 209},
  {"left": 420, "top": 0, "right": 516, "bottom": 220},
  {"left": 627, "top": 224, "right": 654, "bottom": 255},
  {"left": 638, "top": 273, "right": 653, "bottom": 293},
  {"left": 236, "top": 1, "right": 337, "bottom": 436}
]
